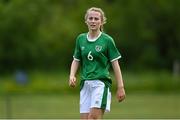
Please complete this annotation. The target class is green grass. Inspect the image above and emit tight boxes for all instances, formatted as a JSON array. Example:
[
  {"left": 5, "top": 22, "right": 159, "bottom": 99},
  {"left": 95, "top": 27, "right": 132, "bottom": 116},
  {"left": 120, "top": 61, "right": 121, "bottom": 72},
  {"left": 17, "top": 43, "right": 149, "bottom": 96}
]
[
  {"left": 0, "top": 70, "right": 179, "bottom": 118},
  {"left": 0, "top": 93, "right": 180, "bottom": 119}
]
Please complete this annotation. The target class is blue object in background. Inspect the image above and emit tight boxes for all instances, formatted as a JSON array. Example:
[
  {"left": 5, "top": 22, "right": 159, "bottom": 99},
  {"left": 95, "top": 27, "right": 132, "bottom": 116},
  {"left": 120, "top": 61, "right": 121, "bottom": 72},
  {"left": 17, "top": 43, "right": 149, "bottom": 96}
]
[{"left": 15, "top": 70, "right": 28, "bottom": 85}]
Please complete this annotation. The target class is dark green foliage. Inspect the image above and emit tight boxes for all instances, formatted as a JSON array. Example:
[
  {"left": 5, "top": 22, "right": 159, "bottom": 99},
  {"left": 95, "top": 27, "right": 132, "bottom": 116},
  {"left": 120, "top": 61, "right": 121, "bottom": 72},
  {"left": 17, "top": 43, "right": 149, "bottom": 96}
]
[{"left": 0, "top": 0, "right": 180, "bottom": 72}]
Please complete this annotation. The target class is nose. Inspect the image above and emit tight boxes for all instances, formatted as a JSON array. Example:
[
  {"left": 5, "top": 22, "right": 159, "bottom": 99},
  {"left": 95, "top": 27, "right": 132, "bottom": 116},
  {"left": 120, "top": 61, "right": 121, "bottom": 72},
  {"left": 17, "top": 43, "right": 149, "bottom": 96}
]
[
  {"left": 91, "top": 19, "right": 95, "bottom": 22},
  {"left": 90, "top": 18, "right": 95, "bottom": 22}
]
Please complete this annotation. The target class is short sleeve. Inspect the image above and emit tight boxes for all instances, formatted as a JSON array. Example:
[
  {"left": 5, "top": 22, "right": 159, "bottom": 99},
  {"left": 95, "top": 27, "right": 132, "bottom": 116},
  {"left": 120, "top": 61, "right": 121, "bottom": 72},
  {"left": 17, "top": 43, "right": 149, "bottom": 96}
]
[
  {"left": 107, "top": 37, "right": 121, "bottom": 62},
  {"left": 73, "top": 36, "right": 81, "bottom": 61}
]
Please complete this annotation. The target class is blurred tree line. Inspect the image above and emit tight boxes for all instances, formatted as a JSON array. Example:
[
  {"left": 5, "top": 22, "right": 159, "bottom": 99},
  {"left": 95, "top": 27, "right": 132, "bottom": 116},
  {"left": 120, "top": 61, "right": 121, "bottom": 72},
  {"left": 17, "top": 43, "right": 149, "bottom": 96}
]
[{"left": 0, "top": 0, "right": 180, "bottom": 73}]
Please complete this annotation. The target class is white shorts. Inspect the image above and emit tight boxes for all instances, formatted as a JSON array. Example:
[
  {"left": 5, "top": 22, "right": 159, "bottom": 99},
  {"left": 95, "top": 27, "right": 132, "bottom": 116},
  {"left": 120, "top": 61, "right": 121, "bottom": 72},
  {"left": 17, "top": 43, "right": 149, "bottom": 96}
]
[{"left": 80, "top": 80, "right": 111, "bottom": 113}]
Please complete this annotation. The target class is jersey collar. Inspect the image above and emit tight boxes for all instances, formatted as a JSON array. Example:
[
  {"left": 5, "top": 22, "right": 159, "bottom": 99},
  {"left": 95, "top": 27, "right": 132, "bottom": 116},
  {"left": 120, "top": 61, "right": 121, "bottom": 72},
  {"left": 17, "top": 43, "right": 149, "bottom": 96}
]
[{"left": 87, "top": 32, "right": 102, "bottom": 42}]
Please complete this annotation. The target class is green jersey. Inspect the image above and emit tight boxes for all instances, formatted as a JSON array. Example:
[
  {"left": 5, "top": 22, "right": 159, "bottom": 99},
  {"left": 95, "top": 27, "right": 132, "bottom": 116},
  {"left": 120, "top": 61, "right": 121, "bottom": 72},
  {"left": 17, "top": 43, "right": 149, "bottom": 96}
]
[{"left": 73, "top": 32, "right": 121, "bottom": 88}]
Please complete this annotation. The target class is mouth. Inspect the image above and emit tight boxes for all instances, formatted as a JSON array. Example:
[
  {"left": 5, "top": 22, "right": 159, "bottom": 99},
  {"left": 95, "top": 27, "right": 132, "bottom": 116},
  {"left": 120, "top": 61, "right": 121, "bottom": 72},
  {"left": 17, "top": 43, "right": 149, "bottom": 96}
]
[{"left": 90, "top": 24, "right": 96, "bottom": 27}]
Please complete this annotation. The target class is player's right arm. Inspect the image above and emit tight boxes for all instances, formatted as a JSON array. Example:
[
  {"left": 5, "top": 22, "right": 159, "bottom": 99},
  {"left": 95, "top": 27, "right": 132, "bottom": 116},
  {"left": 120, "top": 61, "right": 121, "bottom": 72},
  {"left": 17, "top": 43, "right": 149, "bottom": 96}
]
[{"left": 69, "top": 60, "right": 80, "bottom": 88}]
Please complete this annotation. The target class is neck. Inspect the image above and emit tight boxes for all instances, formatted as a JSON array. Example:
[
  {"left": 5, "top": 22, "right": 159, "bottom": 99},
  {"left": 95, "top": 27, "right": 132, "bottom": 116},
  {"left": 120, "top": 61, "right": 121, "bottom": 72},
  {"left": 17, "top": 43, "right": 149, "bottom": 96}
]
[{"left": 88, "top": 30, "right": 101, "bottom": 39}]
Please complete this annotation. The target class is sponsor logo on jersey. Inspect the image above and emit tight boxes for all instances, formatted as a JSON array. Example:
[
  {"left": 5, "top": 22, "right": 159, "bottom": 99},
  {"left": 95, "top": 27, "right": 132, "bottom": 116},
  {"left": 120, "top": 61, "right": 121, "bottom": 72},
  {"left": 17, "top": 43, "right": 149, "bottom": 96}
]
[
  {"left": 95, "top": 45, "right": 102, "bottom": 52},
  {"left": 81, "top": 46, "right": 85, "bottom": 50}
]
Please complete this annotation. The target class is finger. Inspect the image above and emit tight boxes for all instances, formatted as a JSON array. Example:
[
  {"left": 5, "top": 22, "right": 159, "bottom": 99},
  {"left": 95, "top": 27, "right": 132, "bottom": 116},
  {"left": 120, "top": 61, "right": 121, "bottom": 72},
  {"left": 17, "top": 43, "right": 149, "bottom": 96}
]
[
  {"left": 69, "top": 80, "right": 76, "bottom": 87},
  {"left": 70, "top": 83, "right": 76, "bottom": 87},
  {"left": 69, "top": 80, "right": 74, "bottom": 87},
  {"left": 72, "top": 77, "right": 76, "bottom": 82},
  {"left": 118, "top": 96, "right": 125, "bottom": 102},
  {"left": 118, "top": 98, "right": 124, "bottom": 102},
  {"left": 71, "top": 79, "right": 76, "bottom": 85},
  {"left": 69, "top": 80, "right": 72, "bottom": 86},
  {"left": 69, "top": 77, "right": 75, "bottom": 84}
]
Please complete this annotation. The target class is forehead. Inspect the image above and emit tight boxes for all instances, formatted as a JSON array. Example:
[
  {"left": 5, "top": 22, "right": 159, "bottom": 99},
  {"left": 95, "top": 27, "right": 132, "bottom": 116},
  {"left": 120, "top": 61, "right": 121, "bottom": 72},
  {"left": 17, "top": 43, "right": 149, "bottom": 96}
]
[{"left": 87, "top": 11, "right": 101, "bottom": 18}]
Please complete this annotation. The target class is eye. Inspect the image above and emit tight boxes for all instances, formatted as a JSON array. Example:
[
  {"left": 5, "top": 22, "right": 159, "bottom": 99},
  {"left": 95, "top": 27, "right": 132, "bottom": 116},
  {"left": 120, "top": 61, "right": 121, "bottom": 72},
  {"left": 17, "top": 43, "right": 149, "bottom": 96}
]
[
  {"left": 88, "top": 17, "right": 93, "bottom": 20},
  {"left": 95, "top": 17, "right": 99, "bottom": 21}
]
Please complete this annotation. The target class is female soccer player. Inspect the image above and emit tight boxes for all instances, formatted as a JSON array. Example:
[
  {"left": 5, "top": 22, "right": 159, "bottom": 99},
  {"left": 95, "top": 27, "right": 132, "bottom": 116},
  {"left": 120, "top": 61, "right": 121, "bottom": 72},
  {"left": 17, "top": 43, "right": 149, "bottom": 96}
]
[{"left": 69, "top": 7, "right": 125, "bottom": 119}]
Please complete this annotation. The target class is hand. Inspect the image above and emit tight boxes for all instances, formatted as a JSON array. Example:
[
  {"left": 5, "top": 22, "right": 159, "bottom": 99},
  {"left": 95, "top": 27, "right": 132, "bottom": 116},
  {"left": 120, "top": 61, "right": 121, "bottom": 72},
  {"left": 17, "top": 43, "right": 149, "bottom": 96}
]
[
  {"left": 116, "top": 87, "right": 126, "bottom": 102},
  {"left": 69, "top": 76, "right": 76, "bottom": 88}
]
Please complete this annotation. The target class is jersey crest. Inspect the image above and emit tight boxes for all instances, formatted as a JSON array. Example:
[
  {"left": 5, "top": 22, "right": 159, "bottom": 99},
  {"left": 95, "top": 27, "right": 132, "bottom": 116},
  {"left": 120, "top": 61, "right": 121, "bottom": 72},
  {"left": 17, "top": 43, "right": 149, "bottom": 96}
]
[{"left": 95, "top": 45, "right": 102, "bottom": 52}]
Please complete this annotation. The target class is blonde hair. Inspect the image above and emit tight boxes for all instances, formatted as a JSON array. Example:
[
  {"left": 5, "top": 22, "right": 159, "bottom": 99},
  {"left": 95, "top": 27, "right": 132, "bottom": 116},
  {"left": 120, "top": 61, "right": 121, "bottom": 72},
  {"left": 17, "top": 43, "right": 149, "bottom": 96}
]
[{"left": 85, "top": 7, "right": 107, "bottom": 31}]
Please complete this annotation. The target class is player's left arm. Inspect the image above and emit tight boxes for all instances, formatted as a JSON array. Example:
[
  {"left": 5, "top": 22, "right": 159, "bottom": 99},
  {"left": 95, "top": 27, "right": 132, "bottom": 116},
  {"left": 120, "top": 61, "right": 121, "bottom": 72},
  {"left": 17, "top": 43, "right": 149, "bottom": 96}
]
[{"left": 111, "top": 60, "right": 126, "bottom": 102}]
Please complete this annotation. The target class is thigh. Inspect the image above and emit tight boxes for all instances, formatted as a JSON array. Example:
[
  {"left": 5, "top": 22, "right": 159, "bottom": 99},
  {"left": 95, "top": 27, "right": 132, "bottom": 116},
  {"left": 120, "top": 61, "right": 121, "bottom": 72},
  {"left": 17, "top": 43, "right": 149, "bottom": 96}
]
[
  {"left": 90, "top": 80, "right": 106, "bottom": 109},
  {"left": 80, "top": 113, "right": 89, "bottom": 119},
  {"left": 90, "top": 80, "right": 111, "bottom": 112},
  {"left": 80, "top": 81, "right": 91, "bottom": 113},
  {"left": 88, "top": 108, "right": 104, "bottom": 119}
]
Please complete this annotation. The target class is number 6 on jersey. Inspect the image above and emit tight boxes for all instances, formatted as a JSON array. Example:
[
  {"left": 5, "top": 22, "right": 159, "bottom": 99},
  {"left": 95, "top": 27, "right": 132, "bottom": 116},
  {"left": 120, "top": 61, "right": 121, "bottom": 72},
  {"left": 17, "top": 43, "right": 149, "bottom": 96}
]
[{"left": 87, "top": 51, "right": 93, "bottom": 61}]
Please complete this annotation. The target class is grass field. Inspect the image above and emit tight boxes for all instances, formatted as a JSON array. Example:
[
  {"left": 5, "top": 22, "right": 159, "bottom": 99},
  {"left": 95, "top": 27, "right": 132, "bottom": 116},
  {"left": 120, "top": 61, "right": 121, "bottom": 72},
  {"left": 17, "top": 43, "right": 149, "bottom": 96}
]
[
  {"left": 0, "top": 93, "right": 180, "bottom": 119},
  {"left": 0, "top": 70, "right": 179, "bottom": 119}
]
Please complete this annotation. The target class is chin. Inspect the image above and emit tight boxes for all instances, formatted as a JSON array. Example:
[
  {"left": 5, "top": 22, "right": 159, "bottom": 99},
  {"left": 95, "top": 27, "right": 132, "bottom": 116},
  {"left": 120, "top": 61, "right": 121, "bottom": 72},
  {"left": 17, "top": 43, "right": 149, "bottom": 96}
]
[{"left": 90, "top": 28, "right": 98, "bottom": 31}]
